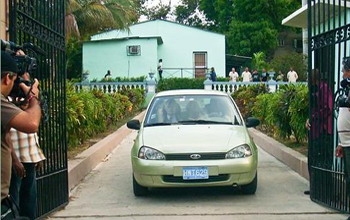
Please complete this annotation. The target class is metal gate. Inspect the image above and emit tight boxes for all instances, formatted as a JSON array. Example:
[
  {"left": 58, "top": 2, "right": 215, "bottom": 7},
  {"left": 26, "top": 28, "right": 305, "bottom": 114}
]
[
  {"left": 8, "top": 0, "right": 68, "bottom": 218},
  {"left": 308, "top": 0, "right": 349, "bottom": 213}
]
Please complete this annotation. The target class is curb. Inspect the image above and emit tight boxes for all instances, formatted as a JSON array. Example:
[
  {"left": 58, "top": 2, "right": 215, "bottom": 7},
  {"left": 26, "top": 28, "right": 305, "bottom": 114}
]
[
  {"left": 249, "top": 128, "right": 309, "bottom": 180},
  {"left": 67, "top": 112, "right": 145, "bottom": 192}
]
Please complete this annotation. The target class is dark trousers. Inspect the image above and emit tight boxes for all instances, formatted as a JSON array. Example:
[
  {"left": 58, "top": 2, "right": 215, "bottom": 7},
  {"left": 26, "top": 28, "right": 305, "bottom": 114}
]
[
  {"left": 344, "top": 147, "right": 350, "bottom": 195},
  {"left": 158, "top": 70, "right": 163, "bottom": 79},
  {"left": 9, "top": 163, "right": 37, "bottom": 220}
]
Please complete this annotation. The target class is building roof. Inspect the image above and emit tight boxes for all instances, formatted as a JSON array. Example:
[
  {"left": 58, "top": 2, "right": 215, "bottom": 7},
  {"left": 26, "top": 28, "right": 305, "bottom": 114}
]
[
  {"left": 282, "top": 0, "right": 350, "bottom": 28},
  {"left": 91, "top": 19, "right": 224, "bottom": 40},
  {"left": 84, "top": 36, "right": 163, "bottom": 45}
]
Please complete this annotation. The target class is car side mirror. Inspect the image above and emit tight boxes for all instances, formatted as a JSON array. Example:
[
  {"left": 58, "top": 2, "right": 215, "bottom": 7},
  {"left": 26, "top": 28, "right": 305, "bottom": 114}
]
[
  {"left": 246, "top": 117, "right": 260, "bottom": 128},
  {"left": 127, "top": 120, "right": 141, "bottom": 130}
]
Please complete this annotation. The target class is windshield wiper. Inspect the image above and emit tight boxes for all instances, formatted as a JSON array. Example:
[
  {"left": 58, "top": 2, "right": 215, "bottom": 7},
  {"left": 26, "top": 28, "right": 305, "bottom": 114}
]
[
  {"left": 144, "top": 122, "right": 172, "bottom": 127},
  {"left": 178, "top": 120, "right": 233, "bottom": 125}
]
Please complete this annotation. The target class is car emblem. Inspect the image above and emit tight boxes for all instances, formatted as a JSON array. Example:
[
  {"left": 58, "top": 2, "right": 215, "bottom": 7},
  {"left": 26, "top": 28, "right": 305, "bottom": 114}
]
[{"left": 190, "top": 154, "right": 201, "bottom": 160}]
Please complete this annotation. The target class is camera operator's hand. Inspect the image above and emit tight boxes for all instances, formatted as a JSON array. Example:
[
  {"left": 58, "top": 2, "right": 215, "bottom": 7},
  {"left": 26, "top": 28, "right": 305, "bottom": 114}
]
[
  {"left": 15, "top": 49, "right": 25, "bottom": 56},
  {"left": 29, "top": 78, "right": 40, "bottom": 99},
  {"left": 19, "top": 78, "right": 40, "bottom": 99}
]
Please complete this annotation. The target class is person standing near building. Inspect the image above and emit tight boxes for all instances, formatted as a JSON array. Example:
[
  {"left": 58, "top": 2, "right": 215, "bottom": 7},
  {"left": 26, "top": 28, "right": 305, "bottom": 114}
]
[
  {"left": 210, "top": 67, "right": 217, "bottom": 81},
  {"left": 157, "top": 59, "right": 163, "bottom": 80},
  {"left": 287, "top": 67, "right": 298, "bottom": 83},
  {"left": 229, "top": 68, "right": 239, "bottom": 82},
  {"left": 104, "top": 70, "right": 112, "bottom": 80},
  {"left": 252, "top": 69, "right": 260, "bottom": 82},
  {"left": 335, "top": 57, "right": 350, "bottom": 212},
  {"left": 1, "top": 50, "right": 41, "bottom": 219},
  {"left": 276, "top": 71, "right": 284, "bottom": 81},
  {"left": 242, "top": 67, "right": 252, "bottom": 82},
  {"left": 261, "top": 68, "right": 268, "bottom": 82}
]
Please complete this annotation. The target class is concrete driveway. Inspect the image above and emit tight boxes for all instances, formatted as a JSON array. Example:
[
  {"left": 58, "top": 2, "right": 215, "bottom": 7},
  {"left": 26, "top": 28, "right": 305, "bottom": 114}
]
[{"left": 51, "top": 130, "right": 348, "bottom": 220}]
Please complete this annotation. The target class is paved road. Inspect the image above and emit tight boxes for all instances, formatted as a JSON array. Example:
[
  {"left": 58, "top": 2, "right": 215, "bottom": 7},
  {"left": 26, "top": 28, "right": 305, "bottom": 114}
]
[{"left": 51, "top": 131, "right": 348, "bottom": 220}]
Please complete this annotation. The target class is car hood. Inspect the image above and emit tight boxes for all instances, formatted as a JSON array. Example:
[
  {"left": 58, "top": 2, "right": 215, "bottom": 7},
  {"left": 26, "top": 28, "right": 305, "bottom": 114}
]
[{"left": 141, "top": 125, "right": 249, "bottom": 153}]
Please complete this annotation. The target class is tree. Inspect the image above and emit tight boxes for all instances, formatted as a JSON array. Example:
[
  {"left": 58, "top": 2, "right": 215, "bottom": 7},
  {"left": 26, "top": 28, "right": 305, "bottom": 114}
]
[
  {"left": 269, "top": 52, "right": 307, "bottom": 81},
  {"left": 175, "top": 0, "right": 204, "bottom": 27},
  {"left": 197, "top": 0, "right": 300, "bottom": 56},
  {"left": 226, "top": 20, "right": 278, "bottom": 56},
  {"left": 141, "top": 1, "right": 171, "bottom": 20},
  {"left": 66, "top": 0, "right": 139, "bottom": 40},
  {"left": 252, "top": 52, "right": 268, "bottom": 71}
]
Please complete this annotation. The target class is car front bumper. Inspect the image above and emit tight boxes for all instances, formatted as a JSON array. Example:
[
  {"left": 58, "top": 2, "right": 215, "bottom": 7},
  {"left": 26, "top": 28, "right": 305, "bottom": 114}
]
[{"left": 132, "top": 156, "right": 257, "bottom": 188}]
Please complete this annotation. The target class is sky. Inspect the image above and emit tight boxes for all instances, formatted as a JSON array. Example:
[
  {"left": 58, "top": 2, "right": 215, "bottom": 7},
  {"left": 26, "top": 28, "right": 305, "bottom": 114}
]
[{"left": 139, "top": 0, "right": 182, "bottom": 22}]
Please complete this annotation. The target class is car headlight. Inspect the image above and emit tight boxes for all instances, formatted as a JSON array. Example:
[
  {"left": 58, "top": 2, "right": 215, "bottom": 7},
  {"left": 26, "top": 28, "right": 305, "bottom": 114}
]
[
  {"left": 225, "top": 144, "right": 252, "bottom": 159},
  {"left": 138, "top": 146, "right": 165, "bottom": 160}
]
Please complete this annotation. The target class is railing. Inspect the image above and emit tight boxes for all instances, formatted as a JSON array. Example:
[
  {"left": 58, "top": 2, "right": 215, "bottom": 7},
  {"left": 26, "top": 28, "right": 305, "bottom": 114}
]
[
  {"left": 162, "top": 68, "right": 208, "bottom": 78},
  {"left": 75, "top": 81, "right": 147, "bottom": 93},
  {"left": 204, "top": 80, "right": 308, "bottom": 93}
]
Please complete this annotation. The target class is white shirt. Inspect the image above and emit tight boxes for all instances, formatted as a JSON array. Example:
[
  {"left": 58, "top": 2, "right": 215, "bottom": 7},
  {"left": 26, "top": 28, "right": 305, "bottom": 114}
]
[
  {"left": 338, "top": 108, "right": 350, "bottom": 147},
  {"left": 157, "top": 62, "right": 163, "bottom": 71},
  {"left": 287, "top": 71, "right": 298, "bottom": 83},
  {"left": 229, "top": 71, "right": 239, "bottom": 82},
  {"left": 242, "top": 71, "right": 252, "bottom": 82}
]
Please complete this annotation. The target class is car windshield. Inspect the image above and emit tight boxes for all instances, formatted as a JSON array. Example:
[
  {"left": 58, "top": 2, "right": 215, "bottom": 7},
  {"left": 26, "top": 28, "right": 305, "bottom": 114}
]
[{"left": 144, "top": 95, "right": 242, "bottom": 127}]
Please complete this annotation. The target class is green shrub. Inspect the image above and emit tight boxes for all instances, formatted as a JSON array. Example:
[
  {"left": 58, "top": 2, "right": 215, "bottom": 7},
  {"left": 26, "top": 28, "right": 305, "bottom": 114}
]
[
  {"left": 66, "top": 81, "right": 145, "bottom": 149},
  {"left": 288, "top": 85, "right": 308, "bottom": 142},
  {"left": 252, "top": 84, "right": 308, "bottom": 142},
  {"left": 251, "top": 93, "right": 273, "bottom": 131},
  {"left": 157, "top": 78, "right": 205, "bottom": 91},
  {"left": 231, "top": 84, "right": 269, "bottom": 118}
]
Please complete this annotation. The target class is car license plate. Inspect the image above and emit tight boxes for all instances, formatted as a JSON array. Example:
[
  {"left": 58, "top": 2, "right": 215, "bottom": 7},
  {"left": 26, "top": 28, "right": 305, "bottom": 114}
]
[{"left": 182, "top": 167, "right": 209, "bottom": 180}]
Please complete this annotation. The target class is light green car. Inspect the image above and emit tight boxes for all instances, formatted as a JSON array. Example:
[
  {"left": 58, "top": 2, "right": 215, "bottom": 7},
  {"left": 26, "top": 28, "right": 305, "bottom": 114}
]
[{"left": 127, "top": 90, "right": 260, "bottom": 196}]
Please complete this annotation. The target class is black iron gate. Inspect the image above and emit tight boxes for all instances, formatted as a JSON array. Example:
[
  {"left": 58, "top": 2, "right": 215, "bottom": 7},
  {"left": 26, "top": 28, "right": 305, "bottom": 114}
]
[
  {"left": 308, "top": 0, "right": 349, "bottom": 213},
  {"left": 8, "top": 0, "right": 68, "bottom": 218}
]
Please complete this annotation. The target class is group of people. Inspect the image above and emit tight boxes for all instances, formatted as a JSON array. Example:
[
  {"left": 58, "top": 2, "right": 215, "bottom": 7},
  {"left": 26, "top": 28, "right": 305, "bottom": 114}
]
[
  {"left": 228, "top": 67, "right": 298, "bottom": 83},
  {"left": 1, "top": 49, "right": 45, "bottom": 220}
]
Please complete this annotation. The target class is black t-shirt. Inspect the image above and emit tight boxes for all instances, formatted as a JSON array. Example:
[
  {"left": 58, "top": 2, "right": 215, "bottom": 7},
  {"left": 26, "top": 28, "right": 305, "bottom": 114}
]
[{"left": 252, "top": 73, "right": 260, "bottom": 82}]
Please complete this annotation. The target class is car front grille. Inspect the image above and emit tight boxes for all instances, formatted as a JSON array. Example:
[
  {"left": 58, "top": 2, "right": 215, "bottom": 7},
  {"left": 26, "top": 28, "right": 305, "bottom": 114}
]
[
  {"left": 165, "top": 153, "right": 226, "bottom": 160},
  {"left": 163, "top": 175, "right": 229, "bottom": 183}
]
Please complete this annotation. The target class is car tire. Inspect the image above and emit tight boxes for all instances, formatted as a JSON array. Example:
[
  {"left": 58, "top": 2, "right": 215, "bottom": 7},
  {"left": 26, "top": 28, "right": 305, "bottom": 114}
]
[
  {"left": 133, "top": 174, "right": 148, "bottom": 196},
  {"left": 241, "top": 172, "right": 257, "bottom": 195}
]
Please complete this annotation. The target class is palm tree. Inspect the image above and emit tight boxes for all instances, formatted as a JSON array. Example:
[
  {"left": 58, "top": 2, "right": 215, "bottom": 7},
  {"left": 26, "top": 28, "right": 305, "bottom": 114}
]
[{"left": 66, "top": 0, "right": 139, "bottom": 40}]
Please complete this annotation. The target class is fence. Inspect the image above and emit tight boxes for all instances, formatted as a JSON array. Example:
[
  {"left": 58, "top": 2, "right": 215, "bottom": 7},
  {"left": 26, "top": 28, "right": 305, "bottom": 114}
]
[
  {"left": 204, "top": 80, "right": 308, "bottom": 93},
  {"left": 307, "top": 0, "right": 350, "bottom": 213},
  {"left": 74, "top": 82, "right": 147, "bottom": 93},
  {"left": 9, "top": 0, "right": 68, "bottom": 218},
  {"left": 76, "top": 79, "right": 307, "bottom": 95}
]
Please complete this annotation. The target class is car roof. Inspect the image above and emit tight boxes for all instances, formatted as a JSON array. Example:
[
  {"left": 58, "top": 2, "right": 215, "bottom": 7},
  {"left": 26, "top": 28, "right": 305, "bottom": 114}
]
[{"left": 155, "top": 89, "right": 229, "bottom": 97}]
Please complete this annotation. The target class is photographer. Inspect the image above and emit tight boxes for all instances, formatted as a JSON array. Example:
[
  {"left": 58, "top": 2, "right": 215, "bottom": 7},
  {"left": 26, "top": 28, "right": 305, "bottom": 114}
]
[{"left": 1, "top": 50, "right": 41, "bottom": 219}]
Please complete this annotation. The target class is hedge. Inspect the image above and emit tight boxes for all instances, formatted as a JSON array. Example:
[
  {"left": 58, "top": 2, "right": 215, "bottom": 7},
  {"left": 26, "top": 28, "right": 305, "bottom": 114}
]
[
  {"left": 66, "top": 82, "right": 145, "bottom": 149},
  {"left": 232, "top": 84, "right": 309, "bottom": 143}
]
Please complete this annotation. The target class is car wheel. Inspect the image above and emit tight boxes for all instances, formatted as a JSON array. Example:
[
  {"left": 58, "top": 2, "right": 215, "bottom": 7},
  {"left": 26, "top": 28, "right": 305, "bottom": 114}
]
[
  {"left": 133, "top": 174, "right": 148, "bottom": 196},
  {"left": 241, "top": 172, "right": 257, "bottom": 195}
]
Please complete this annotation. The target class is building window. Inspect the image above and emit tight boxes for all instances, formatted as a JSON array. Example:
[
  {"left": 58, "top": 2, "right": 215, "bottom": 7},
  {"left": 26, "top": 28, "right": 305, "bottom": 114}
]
[
  {"left": 127, "top": 45, "right": 141, "bottom": 56},
  {"left": 293, "top": 39, "right": 303, "bottom": 49},
  {"left": 278, "top": 39, "right": 285, "bottom": 46},
  {"left": 193, "top": 52, "right": 207, "bottom": 78}
]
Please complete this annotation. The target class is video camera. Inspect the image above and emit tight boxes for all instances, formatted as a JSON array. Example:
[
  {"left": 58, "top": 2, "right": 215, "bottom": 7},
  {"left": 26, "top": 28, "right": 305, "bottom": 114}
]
[
  {"left": 334, "top": 57, "right": 350, "bottom": 111},
  {"left": 1, "top": 39, "right": 45, "bottom": 101}
]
